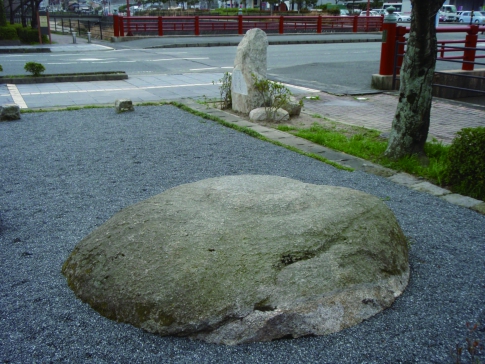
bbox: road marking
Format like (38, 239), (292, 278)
(279, 82), (320, 93)
(148, 57), (209, 62)
(19, 82), (218, 96)
(190, 67), (219, 71)
(7, 84), (28, 109)
(190, 66), (233, 71)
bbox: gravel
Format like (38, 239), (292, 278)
(1, 105), (484, 364)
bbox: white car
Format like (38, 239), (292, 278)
(395, 12), (411, 22)
(359, 10), (379, 16)
(372, 9), (387, 15)
(458, 11), (485, 24)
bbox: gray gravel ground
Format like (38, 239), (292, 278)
(1, 105), (484, 364)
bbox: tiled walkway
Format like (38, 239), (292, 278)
(302, 91), (485, 144)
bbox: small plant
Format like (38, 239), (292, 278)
(305, 95), (320, 100)
(444, 126), (485, 200)
(252, 74), (291, 122)
(0, 65), (3, 72)
(450, 322), (483, 364)
(24, 62), (45, 77)
(216, 72), (232, 109)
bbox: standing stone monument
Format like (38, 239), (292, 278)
(232, 28), (268, 114)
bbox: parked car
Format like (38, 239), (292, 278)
(359, 10), (379, 16)
(458, 11), (485, 24)
(395, 12), (411, 22)
(372, 9), (387, 15)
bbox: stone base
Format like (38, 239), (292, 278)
(371, 74), (395, 90)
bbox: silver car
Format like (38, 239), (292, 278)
(395, 12), (412, 22)
(458, 11), (485, 24)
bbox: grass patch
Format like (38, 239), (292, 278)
(282, 123), (450, 186)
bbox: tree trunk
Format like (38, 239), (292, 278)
(384, 0), (445, 160)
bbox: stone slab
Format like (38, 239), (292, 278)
(441, 194), (483, 208)
(410, 182), (451, 197)
(388, 172), (422, 187)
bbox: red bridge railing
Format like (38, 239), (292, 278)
(113, 15), (383, 37)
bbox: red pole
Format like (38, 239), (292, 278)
(195, 15), (199, 36)
(462, 25), (478, 71)
(395, 26), (406, 75)
(119, 16), (125, 36)
(113, 14), (119, 36)
(279, 16), (284, 34)
(238, 14), (243, 35)
(378, 19), (397, 75)
(158, 16), (163, 36)
(352, 15), (358, 33)
(317, 15), (322, 33)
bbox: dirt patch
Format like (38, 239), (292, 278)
(210, 95), (375, 139)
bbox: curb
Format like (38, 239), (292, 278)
(142, 37), (383, 49)
(0, 48), (51, 54)
(177, 99), (485, 216)
(0, 72), (128, 84)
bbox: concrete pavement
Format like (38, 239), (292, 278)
(1, 32), (484, 213)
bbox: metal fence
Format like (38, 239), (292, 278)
(392, 25), (485, 98)
(112, 15), (383, 37)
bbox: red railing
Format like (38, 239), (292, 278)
(376, 23), (485, 96)
(113, 15), (383, 37)
(392, 25), (485, 74)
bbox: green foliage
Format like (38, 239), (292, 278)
(0, 26), (19, 40)
(444, 127), (485, 200)
(327, 8), (341, 15)
(0, 1), (7, 27)
(251, 74), (292, 122)
(0, 65), (3, 72)
(279, 123), (453, 188)
(15, 26), (48, 44)
(315, 4), (328, 10)
(24, 62), (46, 77)
(216, 72), (232, 109)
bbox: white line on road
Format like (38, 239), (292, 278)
(19, 82), (218, 96)
(7, 84), (28, 109)
(148, 57), (209, 62)
(190, 67), (219, 71)
(279, 82), (320, 93)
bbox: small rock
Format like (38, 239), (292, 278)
(1, 104), (21, 121)
(281, 96), (302, 116)
(115, 99), (134, 113)
(249, 107), (289, 122)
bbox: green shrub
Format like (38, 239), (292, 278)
(217, 72), (232, 109)
(0, 0), (7, 27)
(16, 26), (47, 44)
(0, 25), (19, 40)
(24, 62), (45, 77)
(327, 8), (341, 15)
(444, 126), (485, 200)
